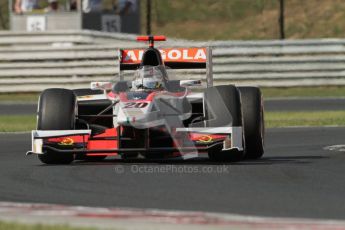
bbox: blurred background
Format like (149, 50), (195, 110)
(2, 0), (345, 40)
(2, 0), (345, 131)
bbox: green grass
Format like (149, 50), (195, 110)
(143, 0), (345, 40)
(266, 111), (345, 128)
(4, 0), (345, 40)
(0, 115), (36, 132)
(0, 221), (94, 230)
(0, 93), (39, 102)
(1, 86), (345, 103)
(1, 111), (345, 132)
(261, 86), (345, 98)
(145, 0), (279, 40)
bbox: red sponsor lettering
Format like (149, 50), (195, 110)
(121, 48), (207, 64)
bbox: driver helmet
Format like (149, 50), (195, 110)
(132, 66), (167, 91)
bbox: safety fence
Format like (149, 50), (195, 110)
(1, 30), (345, 92)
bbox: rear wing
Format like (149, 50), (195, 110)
(118, 47), (213, 87)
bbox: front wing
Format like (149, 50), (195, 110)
(27, 127), (243, 158)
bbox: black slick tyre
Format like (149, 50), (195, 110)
(238, 87), (264, 159)
(204, 85), (244, 162)
(37, 88), (76, 164)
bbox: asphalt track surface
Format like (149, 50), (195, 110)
(1, 98), (345, 115)
(1, 127), (345, 220)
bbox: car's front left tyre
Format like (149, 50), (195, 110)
(204, 85), (244, 162)
(238, 87), (265, 159)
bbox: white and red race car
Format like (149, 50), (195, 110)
(27, 35), (264, 164)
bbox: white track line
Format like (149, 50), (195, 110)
(0, 131), (31, 135)
(0, 201), (345, 230)
(324, 145), (345, 152)
(265, 97), (345, 101)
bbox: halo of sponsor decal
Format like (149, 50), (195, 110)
(197, 135), (213, 143)
(58, 137), (74, 146)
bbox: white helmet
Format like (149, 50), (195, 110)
(132, 66), (167, 91)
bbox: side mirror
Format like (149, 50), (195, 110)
(90, 82), (113, 91)
(180, 80), (202, 88)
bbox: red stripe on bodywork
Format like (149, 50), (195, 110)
(92, 128), (117, 138)
(87, 128), (118, 155)
(47, 128), (119, 155)
(47, 135), (89, 144)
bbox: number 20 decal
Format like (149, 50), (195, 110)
(123, 102), (148, 108)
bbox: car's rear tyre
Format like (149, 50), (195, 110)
(37, 88), (76, 164)
(238, 87), (264, 159)
(204, 85), (244, 162)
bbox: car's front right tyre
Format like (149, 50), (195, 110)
(37, 88), (76, 164)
